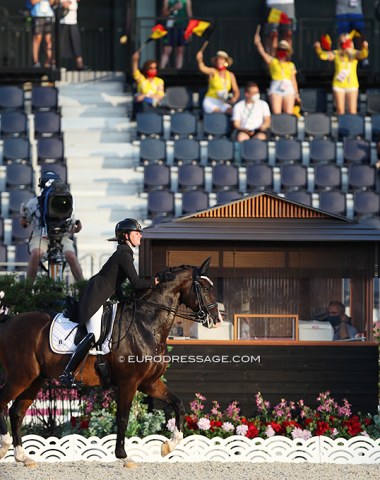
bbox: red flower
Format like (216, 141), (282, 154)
(343, 418), (363, 436)
(79, 419), (89, 430)
(315, 421), (330, 436)
(210, 420), (223, 431)
(246, 422), (259, 439)
(269, 422), (282, 433)
(70, 416), (77, 427)
(185, 415), (198, 430)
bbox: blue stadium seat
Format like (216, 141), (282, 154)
(348, 165), (375, 191)
(270, 114), (297, 138)
(0, 86), (24, 110)
(8, 189), (35, 217)
(165, 86), (193, 111)
(285, 190), (312, 206)
(173, 138), (200, 164)
(147, 190), (175, 218)
(343, 138), (370, 164)
(207, 139), (234, 164)
(11, 217), (33, 244)
(371, 114), (380, 142)
(136, 112), (163, 138)
(338, 114), (365, 139)
(216, 190), (243, 204)
(318, 191), (346, 215)
(139, 138), (166, 164)
(40, 163), (68, 183)
(31, 86), (58, 111)
(5, 164), (34, 190)
(275, 138), (302, 163)
(0, 244), (7, 269)
(14, 242), (30, 270)
(309, 138), (336, 163)
(212, 164), (239, 191)
(280, 164), (307, 190)
(2, 137), (30, 163)
(314, 164), (341, 190)
(353, 191), (380, 216)
(299, 88), (327, 113)
(34, 111), (61, 137)
(178, 164), (204, 191)
(366, 89), (380, 115)
(182, 190), (209, 214)
(37, 137), (64, 164)
(0, 111), (27, 137)
(246, 164), (273, 191)
(170, 112), (197, 138)
(143, 164), (170, 191)
(240, 139), (268, 164)
(203, 113), (231, 138)
(304, 113), (331, 138)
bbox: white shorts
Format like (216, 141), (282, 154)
(29, 234), (75, 254)
(332, 87), (358, 93)
(203, 96), (231, 113)
(268, 80), (295, 97)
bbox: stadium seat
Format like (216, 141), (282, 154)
(314, 164), (341, 190)
(37, 137), (64, 164)
(0, 244), (8, 270)
(207, 139), (234, 164)
(14, 242), (30, 270)
(164, 86), (193, 111)
(2, 137), (30, 163)
(304, 113), (331, 138)
(299, 88), (327, 113)
(147, 190), (175, 218)
(143, 164), (170, 191)
(343, 138), (370, 164)
(182, 190), (209, 214)
(40, 163), (68, 183)
(34, 111), (61, 137)
(136, 112), (163, 138)
(178, 164), (204, 191)
(275, 138), (302, 163)
(240, 139), (268, 164)
(11, 217), (33, 244)
(338, 114), (365, 139)
(216, 190), (243, 204)
(212, 164), (239, 191)
(270, 114), (297, 138)
(173, 138), (200, 164)
(280, 164), (307, 190)
(371, 114), (380, 142)
(348, 165), (375, 190)
(353, 191), (380, 216)
(0, 86), (24, 110)
(246, 164), (273, 191)
(170, 112), (197, 138)
(8, 189), (35, 216)
(285, 190), (312, 206)
(366, 89), (380, 115)
(31, 86), (58, 111)
(0, 111), (27, 137)
(5, 164), (34, 190)
(318, 191), (346, 215)
(203, 113), (231, 138)
(309, 138), (336, 163)
(139, 138), (166, 164)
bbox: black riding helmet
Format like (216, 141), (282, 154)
(108, 218), (143, 244)
(39, 171), (61, 189)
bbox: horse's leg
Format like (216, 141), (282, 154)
(0, 408), (12, 460)
(140, 378), (185, 456)
(9, 377), (45, 468)
(115, 386), (138, 469)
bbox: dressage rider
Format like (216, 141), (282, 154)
(59, 218), (160, 387)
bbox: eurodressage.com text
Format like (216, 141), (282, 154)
(125, 355), (261, 364)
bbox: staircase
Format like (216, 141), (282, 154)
(57, 72), (145, 277)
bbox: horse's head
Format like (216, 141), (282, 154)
(179, 258), (222, 328)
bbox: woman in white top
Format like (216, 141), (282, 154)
(60, 0), (84, 70)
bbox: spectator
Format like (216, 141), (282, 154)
(326, 300), (358, 340)
(160, 0), (193, 69)
(254, 32), (300, 114)
(19, 171), (84, 283)
(132, 50), (165, 115)
(232, 82), (271, 142)
(29, 0), (56, 68)
(59, 0), (84, 71)
(196, 50), (240, 114)
(262, 0), (296, 56)
(313, 33), (368, 115)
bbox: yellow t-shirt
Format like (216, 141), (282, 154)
(206, 70), (232, 99)
(133, 69), (165, 98)
(269, 58), (296, 81)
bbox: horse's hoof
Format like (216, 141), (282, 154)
(161, 441), (171, 457)
(123, 459), (138, 469)
(24, 458), (38, 469)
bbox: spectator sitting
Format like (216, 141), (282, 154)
(326, 300), (358, 341)
(196, 50), (240, 114)
(254, 32), (300, 114)
(232, 82), (271, 142)
(132, 51), (165, 115)
(313, 33), (368, 115)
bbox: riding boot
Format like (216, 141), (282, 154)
(59, 333), (95, 387)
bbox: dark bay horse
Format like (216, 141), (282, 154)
(0, 259), (221, 468)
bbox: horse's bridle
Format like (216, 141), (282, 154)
(140, 274), (218, 329)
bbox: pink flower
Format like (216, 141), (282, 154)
(197, 417), (211, 431)
(236, 424), (248, 436)
(265, 425), (276, 437)
(195, 392), (206, 401)
(291, 428), (312, 440)
(166, 418), (176, 432)
(222, 422), (235, 432)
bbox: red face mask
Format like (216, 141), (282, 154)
(341, 39), (353, 50)
(276, 50), (287, 60)
(146, 69), (157, 78)
(217, 64), (227, 71)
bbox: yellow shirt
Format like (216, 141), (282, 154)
(315, 47), (368, 89)
(269, 58), (296, 81)
(133, 69), (165, 98)
(206, 70), (232, 99)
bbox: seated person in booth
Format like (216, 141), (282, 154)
(196, 50), (240, 114)
(326, 300), (359, 340)
(232, 82), (271, 142)
(19, 171), (84, 283)
(132, 50), (165, 114)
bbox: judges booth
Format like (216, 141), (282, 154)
(140, 193), (379, 415)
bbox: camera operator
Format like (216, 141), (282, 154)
(19, 171), (84, 283)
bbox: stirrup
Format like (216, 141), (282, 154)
(59, 372), (75, 387)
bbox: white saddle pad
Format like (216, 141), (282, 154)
(49, 307), (117, 355)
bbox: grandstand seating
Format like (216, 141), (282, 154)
(240, 139), (268, 164)
(318, 191), (346, 216)
(275, 138), (302, 163)
(2, 137), (30, 163)
(31, 86), (59, 111)
(203, 113), (231, 138)
(178, 164), (205, 191)
(164, 86), (193, 112)
(212, 164), (239, 191)
(304, 113), (331, 139)
(0, 86), (24, 110)
(173, 138), (200, 164)
(181, 190), (209, 214)
(270, 114), (298, 138)
(0, 111), (28, 137)
(136, 112), (163, 138)
(170, 112), (197, 138)
(246, 164), (273, 192)
(139, 138), (166, 164)
(299, 88), (327, 113)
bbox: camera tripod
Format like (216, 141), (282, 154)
(40, 238), (66, 283)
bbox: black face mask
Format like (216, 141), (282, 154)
(328, 315), (341, 327)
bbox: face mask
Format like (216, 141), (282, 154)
(276, 50), (287, 60)
(146, 69), (157, 78)
(328, 315), (341, 327)
(341, 39), (353, 50)
(251, 93), (260, 102)
(217, 64), (227, 71)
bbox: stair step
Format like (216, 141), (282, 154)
(62, 117), (130, 131)
(65, 142), (136, 158)
(58, 82), (125, 94)
(66, 156), (137, 169)
(58, 70), (125, 84)
(61, 105), (129, 117)
(64, 131), (130, 143)
(59, 93), (130, 107)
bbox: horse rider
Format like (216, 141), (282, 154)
(59, 218), (162, 387)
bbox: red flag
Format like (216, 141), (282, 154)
(320, 34), (332, 51)
(184, 19), (211, 40)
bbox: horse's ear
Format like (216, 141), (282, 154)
(198, 257), (211, 276)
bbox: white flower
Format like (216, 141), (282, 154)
(166, 417), (176, 432)
(265, 425), (276, 437)
(236, 424), (248, 436)
(291, 428), (312, 440)
(197, 417), (211, 430)
(222, 422), (234, 432)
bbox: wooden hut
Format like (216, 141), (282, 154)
(140, 193), (379, 414)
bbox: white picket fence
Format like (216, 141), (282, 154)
(3, 434), (380, 464)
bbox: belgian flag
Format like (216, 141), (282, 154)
(184, 19), (212, 41)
